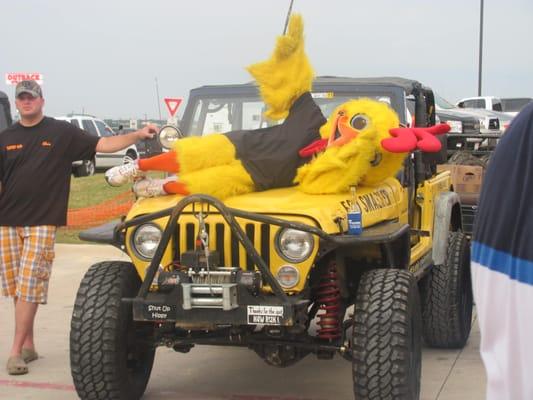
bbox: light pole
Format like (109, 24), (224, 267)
(478, 0), (484, 96)
(155, 77), (162, 121)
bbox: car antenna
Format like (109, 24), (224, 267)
(282, 0), (295, 34)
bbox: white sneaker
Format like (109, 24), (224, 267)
(105, 160), (144, 186)
(133, 178), (166, 198)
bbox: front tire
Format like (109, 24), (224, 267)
(420, 231), (473, 348)
(70, 261), (155, 400)
(352, 269), (422, 400)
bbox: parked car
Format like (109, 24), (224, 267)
(116, 125), (159, 158)
(407, 96), (480, 136)
(435, 94), (512, 134)
(501, 97), (533, 117)
(0, 91), (12, 133)
(56, 115), (138, 176)
(456, 96), (504, 112)
(74, 77), (473, 400)
(456, 95), (530, 120)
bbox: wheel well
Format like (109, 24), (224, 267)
(451, 203), (462, 231)
(126, 149), (138, 159)
(311, 234), (411, 299)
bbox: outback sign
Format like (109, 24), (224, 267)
(5, 73), (44, 85)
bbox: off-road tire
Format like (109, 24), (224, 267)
(126, 149), (138, 161)
(73, 159), (95, 177)
(70, 261), (155, 400)
(352, 269), (422, 400)
(421, 231), (473, 348)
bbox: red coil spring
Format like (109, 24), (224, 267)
(316, 262), (341, 340)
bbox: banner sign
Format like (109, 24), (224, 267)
(5, 73), (44, 85)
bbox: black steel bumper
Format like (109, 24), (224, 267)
(130, 284), (306, 327)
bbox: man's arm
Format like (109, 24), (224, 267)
(96, 124), (158, 153)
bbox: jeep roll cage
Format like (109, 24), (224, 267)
(181, 76), (436, 132)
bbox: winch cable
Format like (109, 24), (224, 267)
(196, 206), (215, 296)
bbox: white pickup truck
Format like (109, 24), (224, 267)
(456, 96), (532, 117)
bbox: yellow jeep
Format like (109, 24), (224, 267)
(70, 77), (473, 400)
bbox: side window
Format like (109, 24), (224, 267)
(242, 101), (267, 130)
(203, 102), (234, 134)
(492, 100), (503, 112)
(457, 101), (465, 108)
(463, 99), (485, 109)
(69, 119), (80, 128)
(81, 120), (99, 137)
(94, 120), (114, 137)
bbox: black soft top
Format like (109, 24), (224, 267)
(190, 76), (431, 97)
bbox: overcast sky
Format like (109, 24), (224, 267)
(1, 0), (532, 120)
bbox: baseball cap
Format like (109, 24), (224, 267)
(15, 80), (43, 98)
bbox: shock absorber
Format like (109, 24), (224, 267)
(315, 262), (342, 340)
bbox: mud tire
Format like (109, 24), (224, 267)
(421, 231), (473, 348)
(352, 269), (422, 400)
(70, 261), (155, 400)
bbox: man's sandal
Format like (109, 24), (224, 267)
(6, 355), (28, 375)
(21, 348), (38, 363)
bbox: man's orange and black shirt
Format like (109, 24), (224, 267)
(0, 117), (99, 226)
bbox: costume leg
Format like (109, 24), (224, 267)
(132, 161), (252, 200)
(132, 175), (189, 198)
(138, 151), (180, 172)
(180, 161), (254, 200)
(163, 180), (190, 195)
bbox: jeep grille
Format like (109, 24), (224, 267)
(174, 217), (271, 270)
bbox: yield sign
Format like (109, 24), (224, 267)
(164, 98), (183, 117)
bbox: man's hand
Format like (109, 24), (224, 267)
(96, 124), (159, 153)
(136, 124), (159, 141)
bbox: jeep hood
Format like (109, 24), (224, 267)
(126, 177), (405, 234)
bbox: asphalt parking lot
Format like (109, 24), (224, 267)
(0, 244), (486, 400)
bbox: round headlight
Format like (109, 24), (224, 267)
(159, 125), (182, 149)
(276, 265), (300, 289)
(276, 228), (314, 263)
(132, 224), (162, 259)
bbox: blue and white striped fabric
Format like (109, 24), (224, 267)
(472, 102), (533, 400)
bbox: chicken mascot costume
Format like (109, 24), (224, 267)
(105, 14), (449, 198)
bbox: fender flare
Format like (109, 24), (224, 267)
(432, 192), (461, 265)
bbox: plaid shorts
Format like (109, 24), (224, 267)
(0, 226), (56, 304)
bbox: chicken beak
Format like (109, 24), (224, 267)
(327, 111), (358, 148)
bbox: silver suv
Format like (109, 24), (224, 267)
(56, 115), (138, 176)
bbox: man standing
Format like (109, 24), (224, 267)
(472, 102), (533, 399)
(0, 80), (156, 375)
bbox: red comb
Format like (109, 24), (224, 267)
(382, 123), (450, 153)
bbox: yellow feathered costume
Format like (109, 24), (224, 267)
(129, 14), (445, 199)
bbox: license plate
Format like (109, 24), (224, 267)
(247, 305), (284, 325)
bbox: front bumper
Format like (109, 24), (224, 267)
(131, 284), (306, 326)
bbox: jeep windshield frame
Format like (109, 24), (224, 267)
(180, 76), (436, 136)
